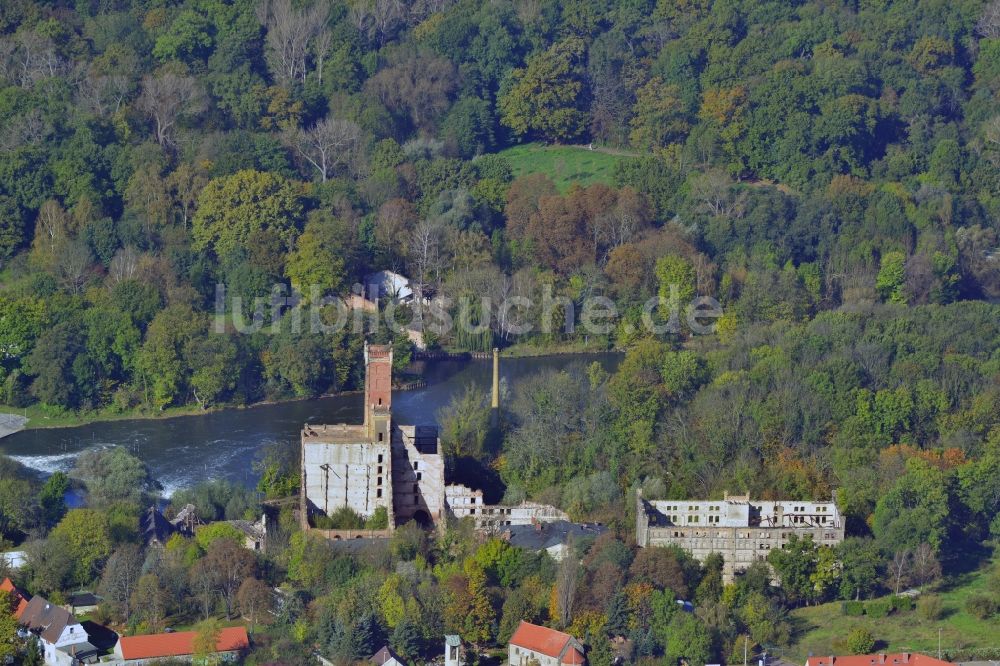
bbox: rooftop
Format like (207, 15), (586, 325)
(371, 645), (405, 666)
(67, 592), (102, 607)
(302, 423), (369, 444)
(507, 521), (607, 552)
(642, 494), (842, 529)
(806, 654), (953, 666)
(509, 621), (584, 664)
(116, 626), (249, 660)
(1, 577), (29, 619)
(20, 595), (82, 644)
(140, 506), (176, 545)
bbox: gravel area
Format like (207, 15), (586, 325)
(0, 413), (26, 439)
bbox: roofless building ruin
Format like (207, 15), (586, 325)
(300, 343), (567, 534)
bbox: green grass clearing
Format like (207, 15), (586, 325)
(495, 142), (625, 191)
(786, 553), (1000, 661)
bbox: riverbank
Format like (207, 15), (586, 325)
(0, 392), (356, 432)
(0, 352), (622, 493)
(1, 347), (618, 433)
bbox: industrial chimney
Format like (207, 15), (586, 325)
(491, 347), (500, 427)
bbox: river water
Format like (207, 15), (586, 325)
(0, 354), (619, 496)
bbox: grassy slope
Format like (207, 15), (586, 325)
(496, 142), (624, 191)
(786, 555), (1000, 661)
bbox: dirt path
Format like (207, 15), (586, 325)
(0, 413), (26, 439)
(563, 143), (640, 157)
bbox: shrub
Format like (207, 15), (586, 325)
(865, 599), (892, 618)
(365, 506), (389, 530)
(890, 595), (913, 612)
(917, 595), (944, 621)
(312, 506), (366, 530)
(965, 594), (998, 620)
(845, 627), (876, 654)
(842, 600), (865, 616)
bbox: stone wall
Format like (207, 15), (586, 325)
(302, 438), (392, 520)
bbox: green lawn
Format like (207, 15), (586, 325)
(786, 555), (1000, 661)
(495, 142), (625, 191)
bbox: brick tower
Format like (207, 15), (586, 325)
(364, 343), (393, 441)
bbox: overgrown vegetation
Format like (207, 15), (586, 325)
(4, 0), (1000, 661)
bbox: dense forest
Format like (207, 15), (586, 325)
(4, 0), (1000, 662)
(2, 0), (1000, 414)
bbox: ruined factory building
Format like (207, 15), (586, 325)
(636, 490), (845, 583)
(301, 344), (567, 534)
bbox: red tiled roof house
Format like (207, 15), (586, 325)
(114, 626), (250, 664)
(509, 621), (586, 666)
(1, 577), (29, 619)
(806, 654), (954, 666)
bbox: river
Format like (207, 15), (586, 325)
(0, 354), (619, 496)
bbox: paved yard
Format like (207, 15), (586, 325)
(0, 413), (26, 439)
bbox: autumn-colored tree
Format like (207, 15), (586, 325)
(520, 188), (593, 273)
(193, 618), (223, 665)
(374, 198), (418, 266)
(655, 254), (696, 308)
(125, 163), (171, 235)
(628, 547), (689, 598)
(202, 538), (257, 618)
(463, 564), (495, 650)
(505, 174), (558, 241)
(132, 573), (169, 632)
(166, 162), (207, 229)
(237, 577), (274, 632)
(630, 78), (690, 149)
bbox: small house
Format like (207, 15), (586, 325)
(806, 654), (954, 666)
(371, 645), (407, 666)
(508, 621), (585, 666)
(366, 270), (416, 304)
(140, 506), (177, 548)
(113, 626), (249, 664)
(19, 595), (98, 665)
(505, 521), (607, 562)
(65, 592), (102, 616)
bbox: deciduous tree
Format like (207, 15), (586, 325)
(137, 72), (206, 147)
(192, 170), (304, 263)
(499, 37), (588, 142)
(99, 544), (144, 621)
(287, 117), (363, 182)
(50, 509), (112, 585)
(237, 577), (274, 631)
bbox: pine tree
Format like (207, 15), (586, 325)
(391, 618), (423, 662)
(605, 590), (629, 638)
(23, 637), (42, 666)
(588, 633), (616, 666)
(352, 613), (384, 660)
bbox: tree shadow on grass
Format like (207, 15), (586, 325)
(787, 613), (818, 643)
(935, 541), (992, 594)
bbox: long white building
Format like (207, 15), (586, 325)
(636, 491), (845, 582)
